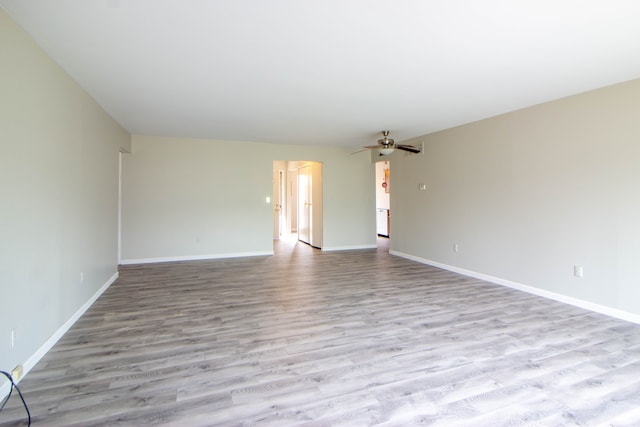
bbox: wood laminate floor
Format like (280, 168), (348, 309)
(2, 237), (640, 426)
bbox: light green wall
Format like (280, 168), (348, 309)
(121, 135), (376, 262)
(390, 78), (640, 317)
(0, 9), (130, 379)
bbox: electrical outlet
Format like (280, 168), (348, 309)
(80, 272), (84, 284)
(453, 243), (459, 253)
(573, 265), (584, 278)
(11, 329), (15, 349)
(11, 364), (23, 381)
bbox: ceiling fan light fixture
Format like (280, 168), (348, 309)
(378, 147), (394, 156)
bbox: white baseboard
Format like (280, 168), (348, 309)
(1, 271), (119, 399)
(322, 244), (377, 252)
(390, 250), (640, 325)
(120, 251), (274, 265)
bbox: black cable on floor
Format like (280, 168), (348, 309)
(0, 370), (31, 426)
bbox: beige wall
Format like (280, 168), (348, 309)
(121, 135), (376, 263)
(390, 78), (640, 318)
(0, 8), (130, 381)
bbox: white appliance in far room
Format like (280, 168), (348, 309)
(375, 161), (390, 237)
(376, 208), (389, 237)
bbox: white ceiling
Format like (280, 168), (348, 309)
(2, 0), (640, 148)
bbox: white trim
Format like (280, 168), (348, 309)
(390, 250), (640, 325)
(117, 152), (122, 264)
(1, 272), (119, 398)
(120, 251), (274, 265)
(322, 244), (377, 252)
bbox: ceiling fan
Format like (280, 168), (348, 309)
(362, 130), (421, 156)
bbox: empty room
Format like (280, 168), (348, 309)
(1, 1), (640, 425)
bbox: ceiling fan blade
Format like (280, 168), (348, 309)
(363, 145), (380, 149)
(350, 148), (370, 154)
(396, 144), (421, 153)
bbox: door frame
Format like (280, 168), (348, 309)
(272, 165), (285, 239)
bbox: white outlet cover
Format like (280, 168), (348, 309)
(573, 266), (584, 278)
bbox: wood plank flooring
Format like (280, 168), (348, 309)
(2, 237), (640, 426)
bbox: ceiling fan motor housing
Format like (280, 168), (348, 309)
(378, 130), (394, 147)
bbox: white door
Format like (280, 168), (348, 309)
(310, 162), (323, 248)
(298, 165), (311, 244)
(288, 168), (298, 233)
(297, 162), (323, 248)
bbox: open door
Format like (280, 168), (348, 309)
(297, 162), (322, 248)
(298, 164), (311, 245)
(288, 168), (298, 234)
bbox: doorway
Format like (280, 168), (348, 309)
(375, 161), (390, 239)
(273, 161), (323, 249)
(272, 167), (285, 239)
